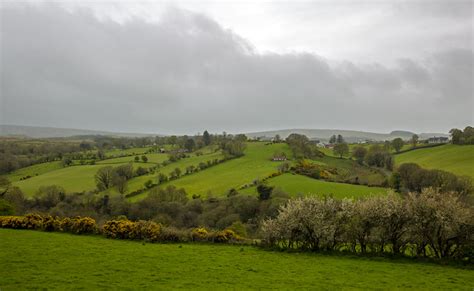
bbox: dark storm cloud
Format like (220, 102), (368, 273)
(1, 3), (472, 134)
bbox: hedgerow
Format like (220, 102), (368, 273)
(260, 188), (474, 261)
(0, 214), (244, 245)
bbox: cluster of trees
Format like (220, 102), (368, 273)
(286, 134), (323, 159)
(329, 134), (345, 144)
(261, 189), (473, 259)
(0, 139), (88, 174)
(219, 134), (247, 158)
(450, 127), (474, 145)
(351, 144), (393, 170)
(95, 164), (135, 194)
(391, 163), (472, 196)
(0, 184), (290, 236)
(330, 135), (350, 158)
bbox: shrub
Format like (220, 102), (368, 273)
(70, 217), (97, 234)
(159, 226), (190, 242)
(23, 214), (44, 229)
(102, 219), (161, 241)
(191, 227), (209, 241)
(135, 220), (161, 242)
(0, 216), (25, 229)
(41, 215), (61, 232)
(211, 229), (241, 243)
(102, 220), (135, 239)
(260, 190), (474, 259)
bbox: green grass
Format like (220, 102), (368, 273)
(131, 142), (292, 199)
(312, 155), (388, 186)
(105, 146), (154, 157)
(395, 144), (474, 179)
(4, 161), (63, 182)
(241, 173), (389, 199)
(11, 163), (145, 196)
(319, 143), (421, 157)
(1, 229), (472, 290)
(124, 151), (225, 194)
(97, 152), (169, 166)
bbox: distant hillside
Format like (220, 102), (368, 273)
(246, 129), (448, 142)
(0, 124), (157, 138)
(394, 144), (474, 179)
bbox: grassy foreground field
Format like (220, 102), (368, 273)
(1, 229), (472, 290)
(395, 144), (474, 179)
(241, 173), (389, 198)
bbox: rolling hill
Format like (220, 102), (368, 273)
(0, 124), (157, 138)
(246, 129), (448, 142)
(394, 144), (474, 179)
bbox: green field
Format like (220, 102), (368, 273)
(125, 150), (225, 194)
(395, 144), (474, 179)
(1, 229), (472, 290)
(319, 143), (422, 157)
(105, 146), (154, 157)
(131, 142), (292, 199)
(241, 173), (389, 199)
(11, 163), (149, 196)
(97, 152), (168, 166)
(5, 161), (63, 182)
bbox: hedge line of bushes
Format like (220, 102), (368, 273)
(261, 188), (474, 261)
(0, 214), (96, 234)
(0, 214), (244, 244)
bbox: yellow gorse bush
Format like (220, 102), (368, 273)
(1, 215), (246, 245)
(0, 214), (96, 234)
(102, 219), (161, 242)
(191, 227), (209, 241)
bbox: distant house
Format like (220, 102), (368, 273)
(427, 137), (449, 144)
(272, 153), (287, 161)
(159, 148), (166, 153)
(325, 144), (335, 149)
(316, 142), (326, 148)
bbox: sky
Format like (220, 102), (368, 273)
(0, 0), (473, 135)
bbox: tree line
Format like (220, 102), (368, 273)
(261, 189), (473, 260)
(0, 182), (289, 236)
(450, 126), (474, 145)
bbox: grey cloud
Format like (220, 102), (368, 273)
(1, 3), (472, 134)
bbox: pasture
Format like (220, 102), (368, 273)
(241, 173), (389, 199)
(395, 144), (474, 179)
(5, 161), (63, 182)
(1, 229), (472, 290)
(131, 142), (292, 199)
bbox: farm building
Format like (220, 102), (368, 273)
(426, 137), (449, 144)
(272, 153), (287, 161)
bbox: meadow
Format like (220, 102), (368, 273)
(241, 173), (389, 198)
(395, 144), (474, 179)
(5, 142), (472, 202)
(131, 142), (292, 199)
(1, 229), (472, 290)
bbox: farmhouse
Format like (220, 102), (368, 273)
(272, 153), (287, 161)
(426, 137), (449, 144)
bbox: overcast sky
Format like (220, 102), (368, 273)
(1, 0), (473, 135)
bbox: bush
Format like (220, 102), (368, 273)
(102, 219), (161, 241)
(70, 217), (97, 234)
(261, 190), (474, 259)
(159, 226), (190, 242)
(211, 229), (241, 243)
(191, 227), (209, 241)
